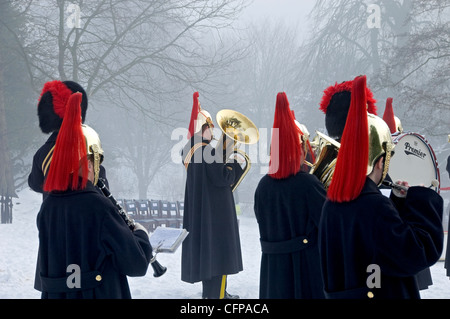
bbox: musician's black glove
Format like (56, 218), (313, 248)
(133, 222), (149, 235)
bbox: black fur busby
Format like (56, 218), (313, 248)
(37, 80), (88, 134)
(319, 80), (377, 141)
(324, 91), (352, 140)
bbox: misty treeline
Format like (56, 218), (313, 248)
(0, 0), (449, 205)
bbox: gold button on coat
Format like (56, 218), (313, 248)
(95, 275), (102, 281)
(367, 291), (374, 298)
(303, 239), (308, 244)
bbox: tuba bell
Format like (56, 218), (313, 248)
(216, 109), (260, 192)
(306, 131), (340, 189)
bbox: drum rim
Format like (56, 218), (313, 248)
(390, 131), (440, 193)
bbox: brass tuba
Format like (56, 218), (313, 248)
(216, 109), (260, 192)
(306, 131), (340, 189)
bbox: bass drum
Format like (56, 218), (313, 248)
(389, 132), (440, 193)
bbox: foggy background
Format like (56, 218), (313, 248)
(0, 0), (449, 218)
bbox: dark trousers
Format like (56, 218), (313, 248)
(202, 275), (227, 299)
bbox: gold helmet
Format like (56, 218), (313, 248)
(367, 113), (395, 182)
(81, 124), (104, 185)
(394, 116), (403, 133)
(294, 120), (310, 140)
(194, 109), (214, 134)
(291, 110), (314, 165)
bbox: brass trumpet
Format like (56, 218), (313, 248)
(216, 109), (260, 192)
(306, 131), (341, 189)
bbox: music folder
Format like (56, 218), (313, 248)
(149, 226), (189, 253)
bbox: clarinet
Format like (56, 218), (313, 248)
(97, 178), (167, 277)
(97, 178), (136, 230)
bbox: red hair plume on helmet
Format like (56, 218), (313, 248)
(43, 92), (88, 192)
(327, 75), (369, 203)
(187, 92), (200, 139)
(268, 92), (304, 179)
(382, 97), (397, 134)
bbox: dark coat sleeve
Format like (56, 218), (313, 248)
(28, 151), (45, 193)
(204, 146), (237, 188)
(374, 187), (443, 277)
(254, 183), (260, 220)
(28, 133), (58, 193)
(100, 208), (153, 277)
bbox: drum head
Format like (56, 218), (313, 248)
(389, 133), (440, 192)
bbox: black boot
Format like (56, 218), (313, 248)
(223, 291), (240, 299)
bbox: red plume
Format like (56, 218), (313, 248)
(319, 80), (377, 115)
(187, 92), (200, 139)
(327, 76), (369, 203)
(43, 93), (88, 192)
(268, 92), (303, 179)
(383, 97), (397, 134)
(39, 80), (73, 118)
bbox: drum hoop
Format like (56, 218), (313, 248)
(391, 132), (441, 193)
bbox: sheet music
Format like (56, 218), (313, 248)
(149, 227), (189, 253)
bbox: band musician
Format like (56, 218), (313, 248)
(319, 76), (443, 299)
(181, 92), (243, 299)
(34, 92), (152, 298)
(254, 92), (326, 299)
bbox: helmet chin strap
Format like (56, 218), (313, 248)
(379, 142), (392, 186)
(90, 144), (101, 186)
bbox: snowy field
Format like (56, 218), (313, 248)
(0, 187), (449, 299)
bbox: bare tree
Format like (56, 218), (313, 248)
(297, 0), (414, 96)
(3, 0), (249, 197)
(379, 1), (450, 137)
(296, 0), (450, 138)
(0, 58), (16, 223)
(0, 1), (37, 222)
(104, 106), (173, 199)
(19, 0), (247, 113)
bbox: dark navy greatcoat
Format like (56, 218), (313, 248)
(34, 181), (152, 299)
(319, 177), (443, 299)
(181, 136), (244, 284)
(254, 172), (326, 299)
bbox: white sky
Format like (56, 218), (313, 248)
(240, 0), (316, 25)
(238, 0), (317, 40)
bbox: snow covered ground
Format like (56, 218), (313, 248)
(0, 187), (448, 299)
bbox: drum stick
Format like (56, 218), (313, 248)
(429, 179), (439, 189)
